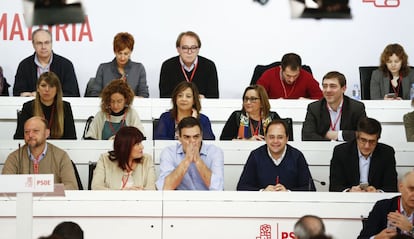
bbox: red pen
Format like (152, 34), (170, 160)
(276, 176), (279, 185)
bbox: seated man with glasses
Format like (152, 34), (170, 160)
(159, 31), (219, 98)
(13, 29), (80, 97)
(329, 117), (398, 192)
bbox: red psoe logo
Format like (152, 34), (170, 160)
(362, 0), (400, 8)
(256, 224), (272, 239)
(25, 177), (33, 188)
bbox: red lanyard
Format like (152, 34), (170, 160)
(181, 62), (198, 82)
(33, 155), (42, 174)
(279, 68), (296, 98)
(390, 74), (403, 96)
(327, 105), (343, 131)
(107, 112), (127, 136)
(250, 118), (261, 136)
(121, 172), (131, 189)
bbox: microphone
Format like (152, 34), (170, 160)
(313, 178), (326, 186)
(18, 143), (22, 174)
(308, 177), (326, 191)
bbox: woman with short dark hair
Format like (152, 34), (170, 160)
(91, 126), (155, 190)
(87, 32), (149, 97)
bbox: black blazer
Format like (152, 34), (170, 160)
(329, 140), (398, 192)
(13, 53), (80, 97)
(14, 100), (77, 139)
(358, 196), (400, 239)
(302, 95), (366, 141)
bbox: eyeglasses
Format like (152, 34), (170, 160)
(34, 41), (51, 47)
(243, 97), (260, 103)
(357, 137), (377, 146)
(180, 45), (199, 52)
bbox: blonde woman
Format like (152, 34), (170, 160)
(14, 71), (76, 139)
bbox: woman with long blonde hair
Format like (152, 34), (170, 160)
(14, 71), (76, 139)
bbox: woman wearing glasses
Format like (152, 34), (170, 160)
(220, 85), (281, 140)
(154, 81), (215, 140)
(159, 31), (219, 98)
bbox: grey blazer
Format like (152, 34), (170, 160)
(370, 69), (414, 100)
(88, 58), (149, 97)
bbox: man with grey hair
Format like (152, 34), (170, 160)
(358, 171), (414, 239)
(294, 215), (326, 239)
(13, 28), (80, 97)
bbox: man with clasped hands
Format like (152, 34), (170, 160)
(156, 116), (224, 190)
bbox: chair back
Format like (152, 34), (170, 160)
(84, 77), (96, 97)
(71, 160), (83, 190)
(88, 161), (97, 190)
(152, 118), (160, 139)
(280, 117), (294, 141)
(82, 116), (94, 139)
(358, 66), (377, 100)
(250, 61), (313, 85)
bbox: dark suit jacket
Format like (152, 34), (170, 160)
(329, 140), (398, 192)
(302, 95), (366, 141)
(14, 100), (77, 139)
(358, 196), (400, 239)
(159, 56), (219, 98)
(13, 52), (80, 97)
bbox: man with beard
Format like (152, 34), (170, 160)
(2, 116), (78, 190)
(302, 71), (366, 141)
(256, 53), (323, 99)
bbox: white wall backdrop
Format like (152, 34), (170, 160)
(0, 0), (412, 98)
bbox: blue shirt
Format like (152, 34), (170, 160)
(156, 142), (224, 190)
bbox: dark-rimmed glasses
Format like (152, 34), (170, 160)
(180, 45), (199, 52)
(243, 97), (259, 103)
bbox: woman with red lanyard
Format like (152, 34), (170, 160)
(91, 126), (156, 190)
(371, 43), (414, 100)
(220, 85), (281, 140)
(14, 71), (77, 139)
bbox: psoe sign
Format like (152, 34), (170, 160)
(0, 174), (54, 193)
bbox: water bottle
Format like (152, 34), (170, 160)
(352, 84), (361, 100)
(410, 83), (414, 100)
